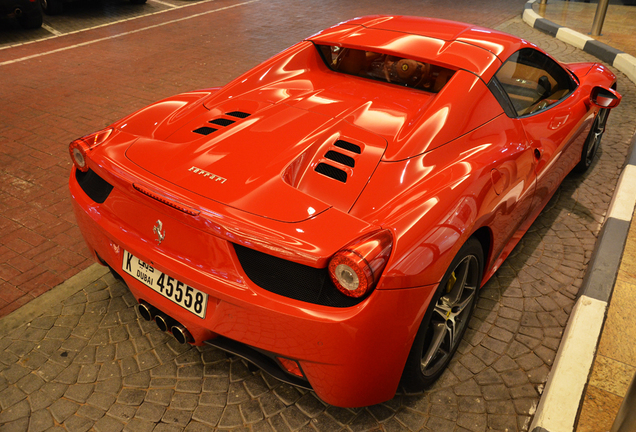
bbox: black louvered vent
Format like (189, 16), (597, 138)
(226, 111), (251, 119)
(325, 150), (355, 167)
(193, 126), (217, 135)
(233, 244), (366, 307)
(334, 139), (361, 154)
(209, 118), (235, 127)
(315, 163), (347, 183)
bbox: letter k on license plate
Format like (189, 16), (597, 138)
(122, 250), (208, 318)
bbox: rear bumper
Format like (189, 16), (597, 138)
(69, 167), (437, 407)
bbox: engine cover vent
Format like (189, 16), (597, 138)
(193, 126), (217, 136)
(334, 139), (361, 154)
(226, 111), (251, 119)
(325, 150), (355, 167)
(209, 118), (235, 127)
(315, 163), (347, 183)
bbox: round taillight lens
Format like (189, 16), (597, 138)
(69, 139), (89, 172)
(328, 230), (393, 298)
(68, 128), (113, 172)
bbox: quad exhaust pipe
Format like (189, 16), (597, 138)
(14, 8), (23, 16)
(137, 302), (193, 344)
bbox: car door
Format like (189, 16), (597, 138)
(491, 48), (589, 208)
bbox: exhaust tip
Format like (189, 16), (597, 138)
(137, 303), (154, 321)
(171, 325), (193, 344)
(155, 314), (170, 332)
(14, 7), (22, 15)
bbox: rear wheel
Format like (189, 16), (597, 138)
(575, 108), (609, 173)
(401, 238), (483, 391)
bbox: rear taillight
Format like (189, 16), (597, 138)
(328, 229), (393, 298)
(69, 128), (112, 172)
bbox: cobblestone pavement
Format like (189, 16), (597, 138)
(1, 3), (636, 432)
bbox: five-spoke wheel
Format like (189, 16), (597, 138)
(401, 238), (483, 391)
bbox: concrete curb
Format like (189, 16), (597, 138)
(0, 263), (109, 335)
(522, 0), (636, 83)
(523, 2), (636, 430)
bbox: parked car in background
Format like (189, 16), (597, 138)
(1, 0), (42, 28)
(39, 0), (145, 15)
(68, 15), (621, 407)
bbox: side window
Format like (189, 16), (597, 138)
(493, 48), (576, 116)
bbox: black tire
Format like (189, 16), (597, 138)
(575, 108), (609, 173)
(18, 6), (43, 29)
(401, 238), (483, 392)
(40, 0), (63, 15)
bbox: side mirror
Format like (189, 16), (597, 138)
(590, 86), (621, 109)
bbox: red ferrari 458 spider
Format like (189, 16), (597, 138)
(69, 16), (621, 407)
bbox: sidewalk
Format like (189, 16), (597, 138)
(523, 1), (636, 430)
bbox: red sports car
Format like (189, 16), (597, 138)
(69, 16), (621, 407)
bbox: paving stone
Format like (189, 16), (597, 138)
(192, 405), (224, 427)
(95, 377), (122, 395)
(135, 401), (166, 422)
(259, 392), (287, 418)
(0, 385), (27, 410)
(488, 413), (518, 430)
(474, 368), (503, 386)
(98, 361), (121, 381)
(458, 396), (486, 414)
(122, 418), (155, 432)
(176, 379), (202, 393)
(0, 399), (30, 423)
(366, 403), (394, 423)
(93, 415), (124, 432)
(296, 392), (326, 418)
(49, 399), (80, 423)
(28, 409), (54, 432)
(117, 388), (146, 406)
(426, 415), (456, 432)
(15, 373), (45, 394)
(170, 392), (198, 410)
(107, 404), (138, 422)
(486, 399), (516, 415)
(63, 383), (94, 404)
(457, 412), (487, 432)
(237, 399), (264, 424)
(161, 407), (193, 426)
(481, 384), (509, 401)
(3, 364), (31, 385)
(76, 404), (106, 421)
(219, 403), (250, 429)
(26, 390), (54, 412)
(274, 384), (302, 406)
(480, 336), (508, 355)
(527, 365), (550, 385)
(64, 415), (93, 432)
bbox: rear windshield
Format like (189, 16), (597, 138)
(316, 44), (455, 93)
